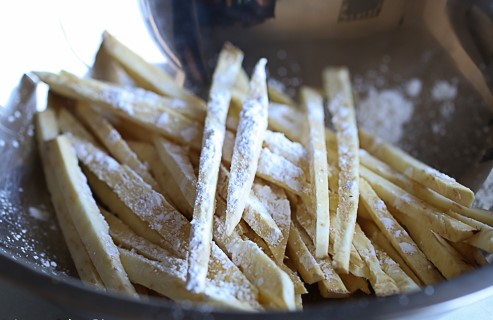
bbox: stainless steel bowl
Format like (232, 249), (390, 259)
(1, 0), (493, 318)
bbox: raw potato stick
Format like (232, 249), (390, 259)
(217, 166), (284, 249)
(70, 136), (190, 257)
(85, 169), (175, 252)
(358, 218), (426, 286)
(287, 223), (325, 284)
(294, 201), (369, 279)
(253, 183), (291, 265)
(127, 141), (193, 217)
(80, 137), (261, 306)
(263, 130), (306, 169)
(324, 67), (360, 273)
(352, 224), (399, 296)
(338, 273), (371, 295)
(223, 132), (309, 199)
(268, 81), (296, 106)
(219, 195), (306, 296)
(446, 210), (493, 253)
(225, 58), (269, 235)
(187, 43), (244, 293)
(359, 150), (493, 226)
(102, 208), (260, 308)
(243, 193), (283, 248)
(392, 209), (475, 279)
(36, 110), (104, 288)
(268, 102), (304, 143)
(102, 31), (206, 112)
(75, 103), (159, 190)
(213, 216), (296, 310)
(257, 148), (307, 196)
(360, 166), (476, 242)
(46, 136), (136, 295)
(301, 86), (330, 258)
(101, 207), (175, 260)
(119, 249), (255, 311)
(294, 219), (349, 297)
(375, 248), (420, 293)
(359, 178), (443, 285)
(154, 136), (197, 209)
(91, 39), (136, 86)
(35, 71), (205, 149)
(57, 107), (99, 147)
(359, 129), (475, 207)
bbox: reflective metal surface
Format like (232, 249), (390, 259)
(1, 0), (493, 319)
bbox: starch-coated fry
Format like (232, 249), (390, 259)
(301, 87), (330, 258)
(375, 248), (420, 293)
(127, 140), (193, 217)
(352, 224), (399, 296)
(360, 149), (493, 226)
(360, 166), (476, 242)
(75, 102), (159, 190)
(187, 43), (244, 293)
(359, 129), (475, 207)
(35, 71), (205, 149)
(359, 178), (443, 285)
(154, 136), (197, 209)
(287, 223), (325, 284)
(36, 110), (104, 288)
(102, 31), (206, 112)
(392, 209), (475, 279)
(225, 58), (269, 235)
(324, 67), (360, 273)
(46, 136), (136, 295)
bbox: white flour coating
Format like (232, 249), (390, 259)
(381, 217), (395, 230)
(227, 59), (269, 232)
(267, 102), (304, 141)
(399, 242), (417, 254)
(188, 80), (233, 292)
(473, 171), (493, 210)
(71, 138), (120, 172)
(208, 244), (260, 306)
(253, 183), (290, 263)
(156, 112), (172, 127)
(318, 258), (337, 281)
(243, 194), (282, 247)
(100, 87), (135, 115)
(431, 80), (457, 101)
(257, 148), (305, 195)
(357, 87), (413, 144)
(263, 131), (306, 166)
(373, 199), (387, 212)
(299, 251), (317, 271)
(106, 128), (121, 144)
(71, 137), (189, 256)
(405, 78), (422, 97)
(424, 166), (456, 183)
(28, 206), (50, 221)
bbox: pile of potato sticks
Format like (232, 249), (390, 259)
(33, 32), (493, 311)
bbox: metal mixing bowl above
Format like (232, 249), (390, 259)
(1, 0), (493, 319)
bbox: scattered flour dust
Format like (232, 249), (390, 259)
(357, 86), (414, 144)
(357, 77), (458, 143)
(430, 79), (458, 135)
(431, 80), (457, 101)
(405, 78), (422, 97)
